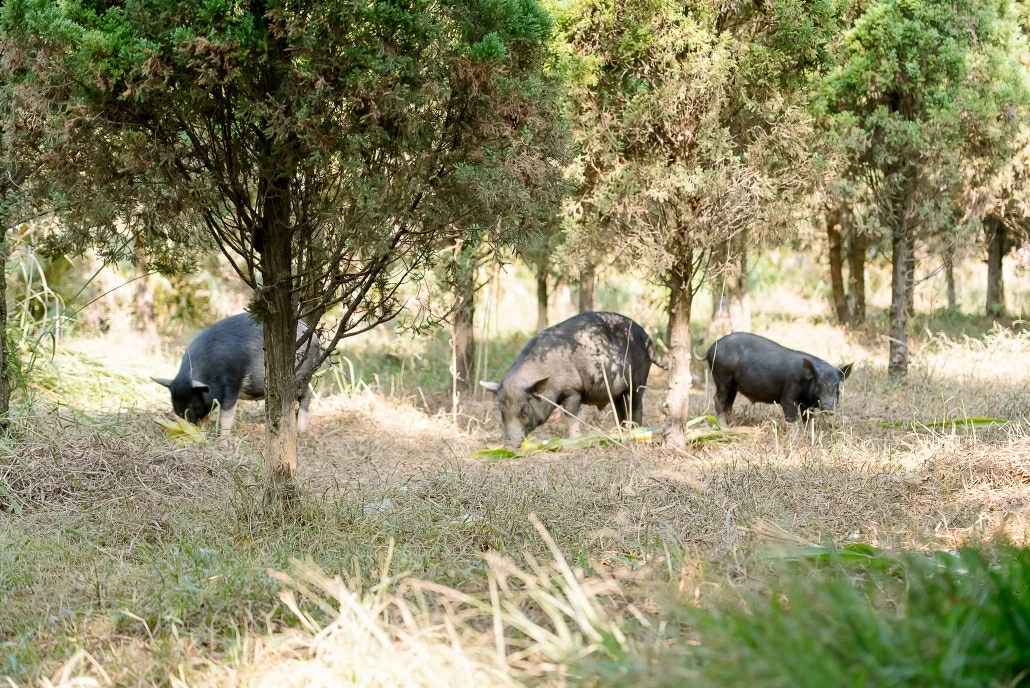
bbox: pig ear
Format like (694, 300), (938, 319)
(151, 377), (173, 388)
(525, 376), (550, 395)
(479, 381), (501, 394)
(801, 358), (816, 380)
(839, 362), (854, 379)
(191, 379), (210, 394)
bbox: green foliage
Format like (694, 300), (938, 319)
(555, 0), (847, 276)
(3, 0), (568, 364)
(766, 541), (970, 575)
(690, 546), (1030, 687)
(819, 0), (1030, 238)
(579, 545), (1030, 688)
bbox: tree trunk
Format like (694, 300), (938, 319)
(945, 247), (956, 311)
(847, 229), (867, 324)
(0, 223), (9, 430)
(260, 190), (301, 519)
(986, 215), (1006, 317)
(827, 210), (849, 325)
(904, 233), (916, 316)
(889, 217), (911, 377)
(452, 261), (475, 394)
(536, 266), (548, 332)
(578, 261), (595, 313)
(133, 247), (158, 342)
(664, 250), (693, 448)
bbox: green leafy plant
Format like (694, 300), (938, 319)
(473, 417), (742, 460)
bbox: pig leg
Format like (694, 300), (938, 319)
(219, 404), (237, 435)
(713, 382), (737, 428)
(613, 392), (631, 428)
(297, 383), (312, 433)
(779, 393), (800, 423)
(563, 393), (583, 438)
(615, 391), (643, 429)
(630, 388), (645, 428)
(218, 389), (239, 436)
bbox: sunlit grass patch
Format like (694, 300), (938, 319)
(22, 521), (1030, 688)
(24, 347), (165, 411)
(5, 315), (1030, 686)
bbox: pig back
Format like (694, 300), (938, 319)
(295, 321), (321, 374)
(178, 314), (319, 387)
(178, 313), (263, 381)
(511, 312), (652, 405)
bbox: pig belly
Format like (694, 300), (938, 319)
(733, 377), (781, 405)
(582, 376), (628, 407)
(237, 372), (265, 400)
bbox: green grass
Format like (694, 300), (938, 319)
(6, 266), (1030, 686)
(0, 475), (516, 683)
(578, 544), (1030, 687)
(311, 329), (530, 397)
(696, 546), (1030, 687)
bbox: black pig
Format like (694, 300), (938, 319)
(152, 313), (319, 434)
(701, 332), (852, 426)
(480, 312), (663, 448)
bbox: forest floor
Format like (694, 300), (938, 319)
(3, 310), (1030, 686)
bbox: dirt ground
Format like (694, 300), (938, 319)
(4, 319), (1030, 686)
(53, 320), (1030, 553)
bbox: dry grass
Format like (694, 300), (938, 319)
(3, 313), (1030, 686)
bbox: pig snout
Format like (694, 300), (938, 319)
(503, 423), (526, 449)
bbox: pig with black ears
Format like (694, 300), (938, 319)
(152, 313), (320, 435)
(698, 332), (852, 427)
(481, 312), (664, 448)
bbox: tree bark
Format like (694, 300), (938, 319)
(0, 223), (9, 430)
(254, 9), (302, 518)
(827, 210), (849, 325)
(133, 247), (158, 342)
(452, 260), (475, 394)
(260, 187), (301, 519)
(889, 216), (911, 377)
(945, 247), (956, 311)
(578, 261), (595, 313)
(664, 250), (693, 448)
(986, 215), (1006, 317)
(847, 228), (867, 324)
(536, 264), (548, 332)
(904, 233), (916, 316)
